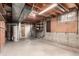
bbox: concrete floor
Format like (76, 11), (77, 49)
(0, 39), (79, 56)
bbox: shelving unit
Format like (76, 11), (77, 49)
(31, 21), (45, 38)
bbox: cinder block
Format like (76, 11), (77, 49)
(59, 33), (67, 44)
(53, 32), (57, 42)
(45, 33), (52, 40)
(76, 35), (79, 48)
(68, 33), (77, 48)
(45, 32), (79, 48)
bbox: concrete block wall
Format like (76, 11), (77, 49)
(44, 32), (79, 48)
(68, 33), (77, 48)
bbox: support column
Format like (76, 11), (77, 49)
(25, 24), (31, 39)
(76, 10), (79, 48)
(78, 11), (79, 34)
(18, 22), (21, 40)
(13, 24), (18, 42)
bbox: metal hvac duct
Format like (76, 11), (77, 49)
(12, 3), (32, 22)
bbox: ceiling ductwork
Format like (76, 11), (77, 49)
(38, 4), (65, 17)
(12, 3), (32, 22)
(12, 3), (25, 22)
(10, 3), (78, 23)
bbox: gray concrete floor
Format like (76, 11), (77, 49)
(0, 39), (79, 56)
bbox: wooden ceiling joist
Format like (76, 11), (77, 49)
(50, 12), (57, 16)
(0, 4), (6, 15)
(74, 3), (78, 9)
(0, 13), (5, 21)
(23, 3), (79, 23)
(62, 3), (78, 11)
(47, 10), (57, 16)
(75, 3), (79, 9)
(53, 9), (63, 14)
(26, 3), (43, 11)
(65, 3), (77, 8)
(58, 4), (69, 12)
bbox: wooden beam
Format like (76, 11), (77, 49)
(49, 11), (57, 16)
(34, 5), (43, 11)
(26, 3), (52, 13)
(0, 4), (6, 15)
(0, 13), (5, 21)
(63, 3), (78, 10)
(26, 3), (42, 11)
(54, 9), (63, 14)
(74, 3), (78, 9)
(58, 4), (69, 12)
(75, 3), (79, 9)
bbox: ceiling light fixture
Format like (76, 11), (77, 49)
(38, 4), (58, 15)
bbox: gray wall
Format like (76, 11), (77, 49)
(44, 32), (79, 48)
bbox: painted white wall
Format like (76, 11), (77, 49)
(18, 23), (21, 39)
(25, 24), (32, 39)
(13, 25), (18, 42)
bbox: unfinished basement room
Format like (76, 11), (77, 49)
(0, 3), (79, 56)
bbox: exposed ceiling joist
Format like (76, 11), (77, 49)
(3, 4), (12, 12)
(27, 3), (43, 11)
(62, 3), (78, 10)
(54, 10), (63, 14)
(75, 3), (79, 9)
(50, 12), (57, 16)
(74, 3), (78, 9)
(58, 4), (69, 12)
(0, 13), (5, 21)
(46, 10), (58, 16)
(0, 4), (6, 15)
(39, 4), (58, 15)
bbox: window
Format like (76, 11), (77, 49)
(67, 11), (76, 21)
(58, 11), (77, 23)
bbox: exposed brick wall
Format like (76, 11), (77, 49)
(50, 17), (77, 33)
(0, 21), (6, 48)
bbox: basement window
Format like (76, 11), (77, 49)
(67, 11), (76, 21)
(58, 11), (77, 23)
